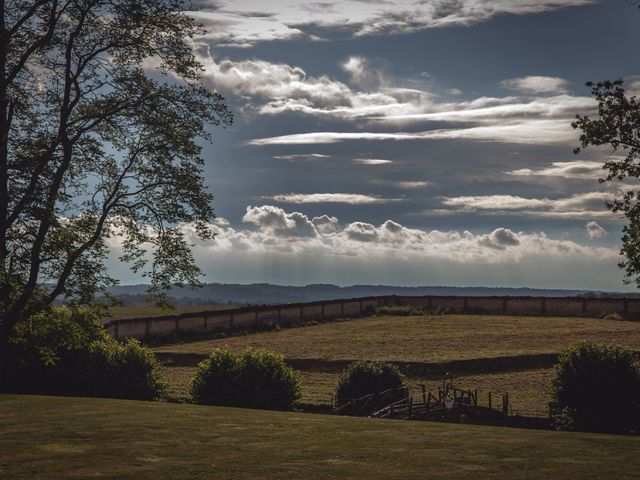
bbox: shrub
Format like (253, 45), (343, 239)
(2, 306), (166, 400)
(190, 348), (300, 410)
(335, 361), (407, 408)
(551, 341), (640, 433)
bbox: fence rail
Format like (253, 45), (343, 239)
(103, 294), (640, 340)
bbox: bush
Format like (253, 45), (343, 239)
(335, 361), (407, 408)
(2, 306), (166, 400)
(190, 348), (300, 410)
(551, 341), (640, 433)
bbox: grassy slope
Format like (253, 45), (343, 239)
(155, 314), (640, 362)
(2, 395), (640, 480)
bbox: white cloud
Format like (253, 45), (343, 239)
(586, 221), (608, 239)
(501, 76), (570, 95)
(248, 119), (578, 145)
(354, 158), (393, 165)
(372, 180), (431, 189)
(242, 205), (317, 238)
(186, 205), (618, 265)
(439, 192), (618, 219)
(190, 1), (597, 47)
(312, 215), (340, 234)
(273, 154), (331, 161)
(266, 193), (400, 205)
(506, 161), (604, 179)
(195, 49), (592, 147)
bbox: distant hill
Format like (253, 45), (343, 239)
(103, 283), (637, 307)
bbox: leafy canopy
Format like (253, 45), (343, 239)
(573, 80), (640, 286)
(0, 0), (232, 330)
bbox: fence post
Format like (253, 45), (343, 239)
(203, 315), (208, 331)
(463, 298), (468, 313)
(175, 317), (180, 334)
(408, 398), (413, 419)
(341, 302), (344, 316)
(488, 392), (492, 410)
(390, 404), (394, 419)
(300, 306), (303, 321)
(422, 385), (427, 404)
(502, 298), (507, 314)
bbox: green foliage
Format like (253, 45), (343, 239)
(2, 307), (166, 400)
(551, 341), (640, 433)
(1, 1), (232, 329)
(190, 348), (301, 410)
(335, 361), (407, 408)
(572, 80), (640, 287)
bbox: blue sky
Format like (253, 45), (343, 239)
(111, 0), (640, 290)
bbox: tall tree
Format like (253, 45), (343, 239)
(573, 80), (640, 286)
(0, 0), (232, 336)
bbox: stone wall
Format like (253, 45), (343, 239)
(103, 295), (640, 341)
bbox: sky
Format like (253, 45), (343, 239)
(112, 0), (640, 290)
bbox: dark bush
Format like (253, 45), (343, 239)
(190, 348), (300, 410)
(551, 341), (640, 433)
(2, 306), (166, 400)
(335, 361), (407, 408)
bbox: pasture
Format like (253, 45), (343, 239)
(2, 394), (640, 480)
(155, 314), (640, 362)
(154, 312), (640, 415)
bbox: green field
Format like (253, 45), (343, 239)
(154, 313), (640, 413)
(155, 314), (640, 362)
(2, 394), (639, 480)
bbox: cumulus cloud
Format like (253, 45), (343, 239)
(439, 192), (618, 219)
(312, 215), (340, 234)
(506, 161), (604, 179)
(242, 205), (317, 238)
(266, 193), (400, 205)
(187, 205), (618, 265)
(190, 1), (596, 47)
(586, 221), (607, 239)
(501, 76), (570, 95)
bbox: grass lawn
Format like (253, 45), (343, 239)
(2, 395), (639, 480)
(154, 314), (640, 362)
(163, 366), (553, 415)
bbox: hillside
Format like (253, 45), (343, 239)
(104, 283), (630, 307)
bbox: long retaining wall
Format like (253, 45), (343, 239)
(103, 295), (640, 341)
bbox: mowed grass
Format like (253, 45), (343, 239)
(2, 395), (640, 480)
(163, 366), (553, 415)
(155, 314), (640, 362)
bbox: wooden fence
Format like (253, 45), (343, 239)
(103, 294), (640, 340)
